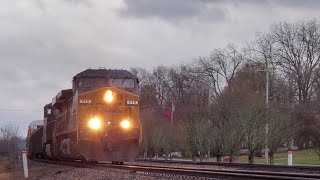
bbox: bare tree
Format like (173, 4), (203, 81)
(267, 102), (293, 164)
(230, 63), (268, 164)
(310, 88), (320, 159)
(239, 95), (266, 164)
(271, 20), (320, 103)
(183, 105), (210, 162)
(212, 93), (245, 162)
(310, 116), (320, 159)
(197, 44), (245, 101)
(194, 44), (246, 162)
(0, 123), (21, 168)
(152, 66), (173, 108)
(151, 125), (165, 159)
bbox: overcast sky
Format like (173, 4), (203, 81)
(1, 0), (319, 137)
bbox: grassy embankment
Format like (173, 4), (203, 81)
(234, 149), (320, 165)
(0, 156), (10, 180)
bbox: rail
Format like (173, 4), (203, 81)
(29, 158), (320, 180)
(135, 158), (320, 172)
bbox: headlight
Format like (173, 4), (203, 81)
(104, 90), (114, 103)
(120, 120), (131, 129)
(88, 118), (101, 130)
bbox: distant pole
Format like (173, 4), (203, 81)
(22, 151), (28, 178)
(288, 139), (294, 166)
(169, 102), (175, 160)
(265, 62), (269, 164)
(171, 102), (175, 125)
(288, 150), (293, 166)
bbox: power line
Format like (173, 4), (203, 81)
(0, 108), (41, 112)
(1, 120), (36, 124)
(1, 121), (31, 124)
(0, 120), (43, 126)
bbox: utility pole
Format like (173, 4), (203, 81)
(265, 62), (269, 164)
(169, 102), (175, 160)
(250, 63), (270, 164)
(171, 102), (175, 126)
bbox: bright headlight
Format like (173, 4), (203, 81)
(104, 90), (114, 103)
(88, 118), (101, 130)
(120, 120), (131, 129)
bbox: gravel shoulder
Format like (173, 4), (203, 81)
(10, 160), (185, 180)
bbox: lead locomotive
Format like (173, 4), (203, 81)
(27, 68), (141, 164)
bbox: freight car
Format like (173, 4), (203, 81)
(26, 120), (44, 158)
(27, 68), (141, 164)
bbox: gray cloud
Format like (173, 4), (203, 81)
(273, 0), (320, 8)
(119, 0), (320, 23)
(119, 0), (228, 22)
(234, 0), (320, 8)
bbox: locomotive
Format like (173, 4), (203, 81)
(27, 68), (141, 164)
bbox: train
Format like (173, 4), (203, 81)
(26, 68), (141, 164)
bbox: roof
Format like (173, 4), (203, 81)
(74, 68), (137, 79)
(29, 120), (43, 127)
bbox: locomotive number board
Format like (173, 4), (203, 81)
(127, 100), (138, 105)
(79, 99), (92, 104)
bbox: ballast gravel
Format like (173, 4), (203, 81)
(11, 160), (220, 180)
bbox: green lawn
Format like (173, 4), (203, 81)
(233, 149), (320, 165)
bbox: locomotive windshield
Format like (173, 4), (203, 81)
(109, 78), (135, 88)
(78, 77), (135, 89)
(79, 77), (106, 88)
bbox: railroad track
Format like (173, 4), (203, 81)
(135, 159), (320, 173)
(30, 158), (320, 180)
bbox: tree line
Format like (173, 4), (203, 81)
(133, 20), (320, 164)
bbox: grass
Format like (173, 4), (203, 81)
(0, 156), (10, 180)
(153, 149), (320, 166)
(233, 149), (320, 165)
